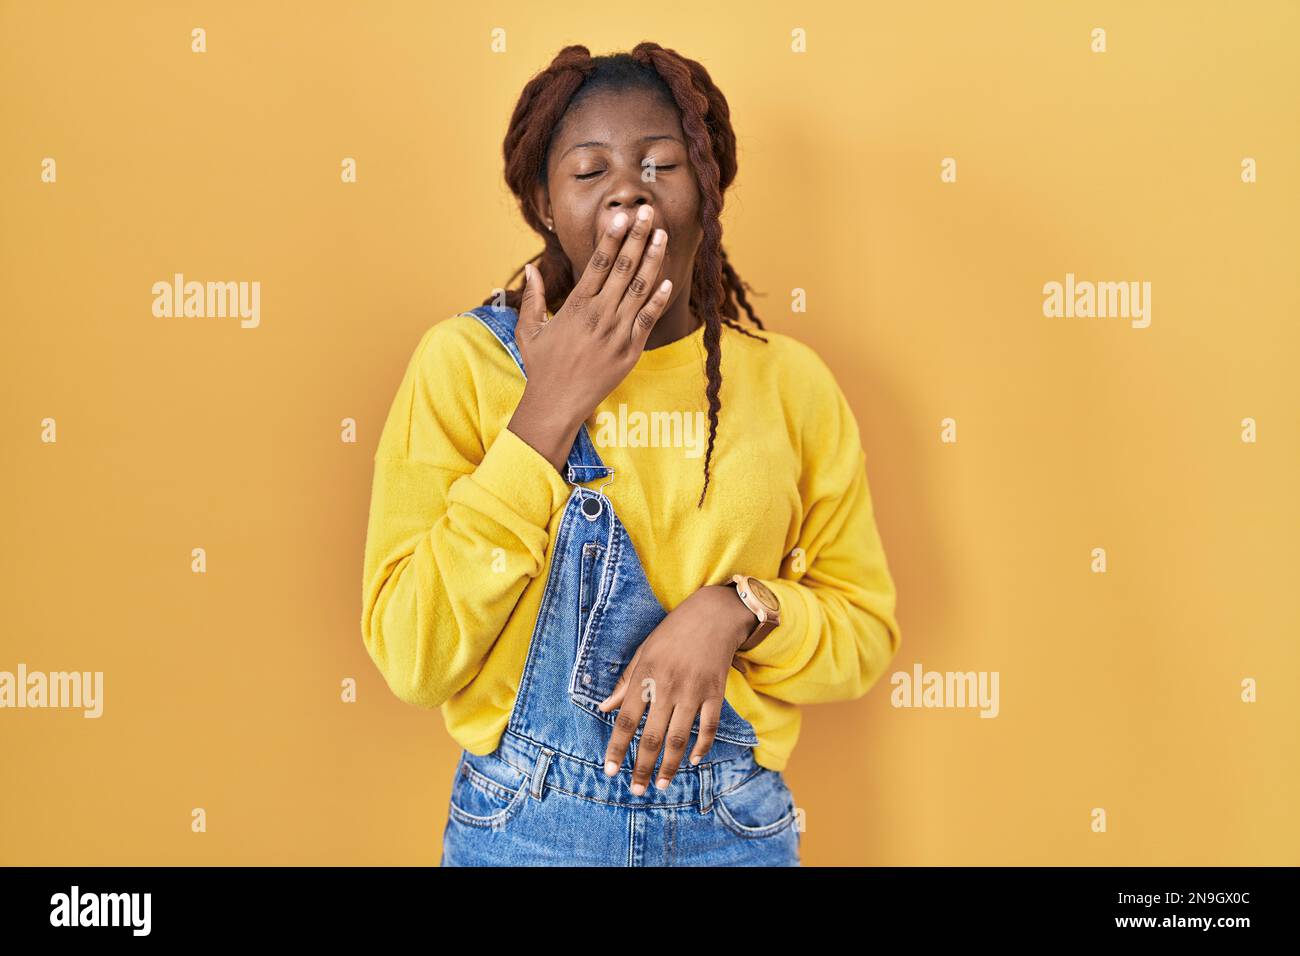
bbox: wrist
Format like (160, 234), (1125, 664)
(518, 384), (587, 428)
(508, 392), (584, 474)
(719, 582), (761, 654)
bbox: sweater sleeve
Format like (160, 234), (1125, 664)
(732, 349), (902, 704)
(360, 318), (573, 709)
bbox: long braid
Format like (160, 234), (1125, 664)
(488, 43), (768, 508)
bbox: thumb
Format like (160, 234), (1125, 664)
(517, 263), (549, 338)
(598, 679), (627, 712)
(599, 644), (644, 711)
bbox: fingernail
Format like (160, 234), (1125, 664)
(637, 205), (652, 220)
(630, 782), (646, 796)
(655, 777), (669, 790)
(653, 228), (665, 245)
(604, 761), (618, 776)
(612, 212), (627, 229)
(690, 755), (701, 766)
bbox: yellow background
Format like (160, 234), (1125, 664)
(2, 0), (1297, 865)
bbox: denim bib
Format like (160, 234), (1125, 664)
(439, 304), (800, 866)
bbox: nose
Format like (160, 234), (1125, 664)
(600, 176), (656, 234)
(604, 197), (650, 224)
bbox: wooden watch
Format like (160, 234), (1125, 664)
(728, 574), (781, 651)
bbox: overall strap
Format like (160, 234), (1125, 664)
(460, 305), (613, 485)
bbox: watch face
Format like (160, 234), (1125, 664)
(747, 578), (779, 612)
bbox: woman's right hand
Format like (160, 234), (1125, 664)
(507, 205), (673, 472)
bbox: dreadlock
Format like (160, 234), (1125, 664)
(482, 42), (768, 508)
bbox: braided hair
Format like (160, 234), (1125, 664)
(483, 42), (768, 508)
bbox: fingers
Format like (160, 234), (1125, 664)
(570, 210), (634, 303)
(689, 697), (722, 766)
(620, 222), (669, 343)
(599, 644), (642, 714)
(654, 703), (698, 791)
(597, 667), (630, 713)
(627, 274), (673, 352)
(630, 692), (673, 796)
(603, 673), (648, 781)
(593, 204), (658, 321)
(516, 262), (548, 340)
(600, 646), (713, 794)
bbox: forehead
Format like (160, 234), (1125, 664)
(551, 87), (683, 154)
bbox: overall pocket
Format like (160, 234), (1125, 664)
(447, 751), (529, 830)
(713, 766), (798, 839)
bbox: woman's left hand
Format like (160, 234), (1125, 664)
(597, 584), (755, 794)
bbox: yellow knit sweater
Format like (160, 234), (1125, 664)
(360, 311), (902, 771)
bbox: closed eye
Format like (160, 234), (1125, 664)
(575, 164), (677, 181)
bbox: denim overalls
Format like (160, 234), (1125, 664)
(438, 304), (802, 867)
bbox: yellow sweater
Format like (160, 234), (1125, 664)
(360, 310), (902, 771)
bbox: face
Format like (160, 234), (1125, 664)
(533, 87), (703, 307)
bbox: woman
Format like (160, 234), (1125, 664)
(360, 42), (902, 866)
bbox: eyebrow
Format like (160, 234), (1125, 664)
(559, 134), (681, 160)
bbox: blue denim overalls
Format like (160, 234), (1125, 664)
(438, 304), (802, 866)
